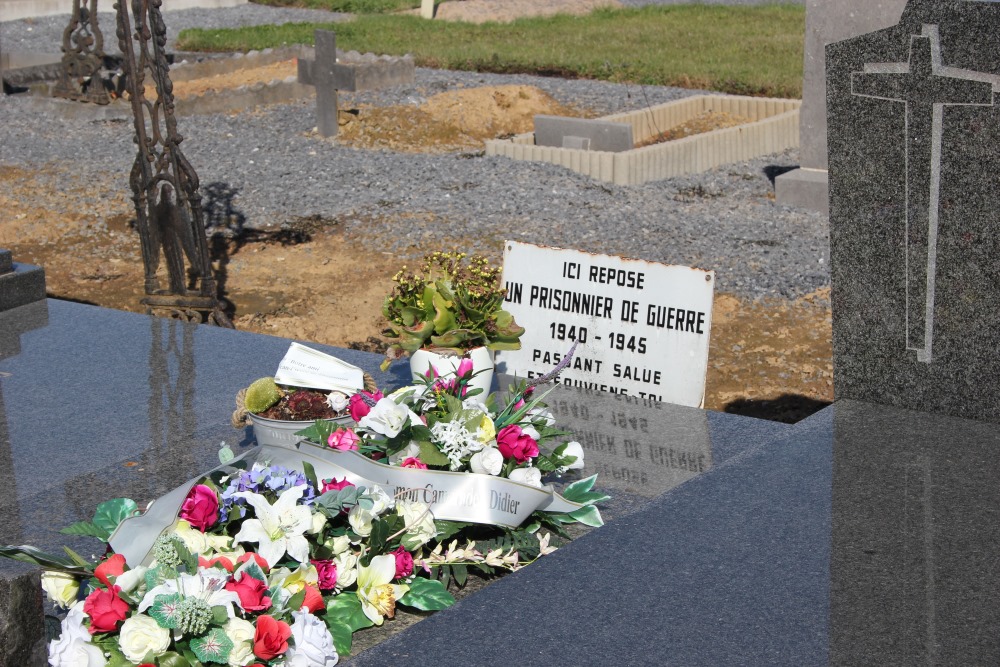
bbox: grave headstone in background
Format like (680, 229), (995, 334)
(533, 115), (633, 152)
(0, 249), (46, 312)
(827, 0), (1000, 422)
(774, 0), (906, 213)
(421, 0), (434, 19)
(298, 29), (415, 138)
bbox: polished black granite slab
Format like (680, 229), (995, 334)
(0, 299), (783, 664)
(827, 0), (1000, 422)
(351, 399), (1000, 666)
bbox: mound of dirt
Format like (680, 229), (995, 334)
(334, 85), (591, 152)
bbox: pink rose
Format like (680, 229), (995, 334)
(401, 457), (428, 470)
(456, 358), (475, 379)
(83, 587), (128, 634)
(226, 572), (272, 612)
(392, 546), (414, 579)
(311, 559), (338, 590)
(327, 428), (360, 451)
(496, 424), (539, 464)
(179, 484), (219, 532)
(321, 477), (355, 494)
(349, 390), (383, 421)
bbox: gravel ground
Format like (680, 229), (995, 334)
(0, 3), (826, 301)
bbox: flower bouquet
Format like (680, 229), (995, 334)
(380, 252), (526, 395)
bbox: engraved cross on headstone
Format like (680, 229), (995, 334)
(852, 24), (1000, 363)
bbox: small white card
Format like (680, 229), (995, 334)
(273, 342), (365, 394)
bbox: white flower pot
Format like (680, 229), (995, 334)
(248, 412), (353, 448)
(409, 346), (495, 397)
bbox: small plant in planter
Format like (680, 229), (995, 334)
(381, 252), (525, 390)
(237, 377), (355, 447)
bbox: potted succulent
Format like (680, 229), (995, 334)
(237, 377), (356, 447)
(381, 251), (525, 395)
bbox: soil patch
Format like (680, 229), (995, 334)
(143, 60), (298, 101)
(334, 85), (591, 152)
(636, 110), (752, 148)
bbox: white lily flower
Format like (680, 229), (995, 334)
(356, 555), (409, 626)
(232, 486), (313, 568)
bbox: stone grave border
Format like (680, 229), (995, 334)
(485, 94), (801, 186)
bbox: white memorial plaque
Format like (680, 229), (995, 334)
(496, 241), (714, 407)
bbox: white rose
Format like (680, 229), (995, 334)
(333, 551), (358, 589)
(118, 614), (170, 664)
(223, 617), (257, 667)
(509, 467), (543, 488)
(348, 505), (374, 537)
(285, 609), (339, 666)
(367, 487), (394, 515)
(562, 441), (585, 470)
(48, 603), (105, 667)
(326, 391), (350, 412)
(358, 399), (418, 438)
(469, 446), (503, 476)
(114, 566), (148, 595)
(397, 500), (437, 547)
(387, 441), (422, 466)
(528, 407), (556, 427)
(327, 535), (351, 556)
(308, 511), (327, 535)
(41, 571), (79, 608)
(521, 425), (541, 442)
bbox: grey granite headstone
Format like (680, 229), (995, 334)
(533, 115), (633, 152)
(775, 0), (906, 213)
(0, 249), (46, 312)
(828, 0), (1000, 422)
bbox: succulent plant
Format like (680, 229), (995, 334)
(286, 390), (329, 419)
(381, 252), (524, 367)
(244, 377), (282, 414)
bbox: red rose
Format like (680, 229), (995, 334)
(179, 484), (220, 532)
(348, 390), (382, 421)
(237, 552), (270, 572)
(226, 572), (272, 612)
(253, 615), (291, 660)
(321, 477), (355, 494)
(83, 587), (128, 634)
(496, 424), (539, 464)
(401, 457), (428, 470)
(199, 555), (235, 572)
(301, 585), (324, 613)
(94, 553), (126, 588)
(392, 545), (414, 579)
(311, 558), (338, 590)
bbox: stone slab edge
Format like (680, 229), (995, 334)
(0, 262), (46, 312)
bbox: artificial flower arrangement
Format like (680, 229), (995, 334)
(380, 251), (526, 370)
(1, 347), (607, 667)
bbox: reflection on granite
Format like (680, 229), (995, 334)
(0, 299), (410, 581)
(831, 400), (1000, 664)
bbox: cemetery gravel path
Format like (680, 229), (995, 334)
(0, 0), (828, 421)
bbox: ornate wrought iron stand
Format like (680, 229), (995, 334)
(114, 0), (233, 327)
(54, 0), (111, 104)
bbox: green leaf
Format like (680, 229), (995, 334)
(416, 440), (451, 467)
(562, 475), (598, 500)
(156, 652), (193, 667)
(302, 461), (320, 493)
(326, 618), (355, 657)
(452, 563), (468, 587)
(92, 498), (139, 536)
(433, 521), (472, 542)
(368, 518), (389, 554)
(59, 521), (107, 539)
(211, 605), (229, 625)
(399, 577), (455, 611)
(0, 545), (91, 575)
(327, 594), (375, 632)
(149, 593), (182, 629)
(218, 443), (235, 464)
(567, 505), (604, 527)
(62, 547), (93, 569)
(288, 588), (306, 612)
(190, 628), (233, 664)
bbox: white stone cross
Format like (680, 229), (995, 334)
(851, 24), (1000, 363)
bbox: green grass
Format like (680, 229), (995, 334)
(176, 4), (805, 98)
(249, 0), (425, 14)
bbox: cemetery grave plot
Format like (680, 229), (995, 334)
(0, 163), (832, 422)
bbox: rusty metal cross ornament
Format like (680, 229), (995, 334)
(114, 0), (232, 327)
